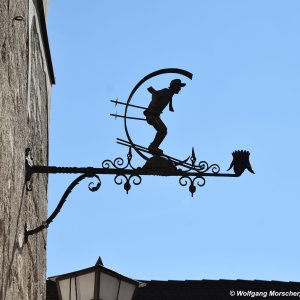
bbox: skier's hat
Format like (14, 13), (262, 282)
(170, 79), (186, 87)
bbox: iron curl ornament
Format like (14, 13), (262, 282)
(101, 147), (142, 193)
(24, 68), (254, 239)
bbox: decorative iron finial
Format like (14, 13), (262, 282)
(227, 150), (255, 176)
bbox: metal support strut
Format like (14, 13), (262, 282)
(24, 147), (254, 240)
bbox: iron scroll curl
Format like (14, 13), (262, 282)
(124, 68), (193, 161)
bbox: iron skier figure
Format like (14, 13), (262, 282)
(144, 79), (186, 155)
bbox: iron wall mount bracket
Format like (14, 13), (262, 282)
(24, 147), (254, 240)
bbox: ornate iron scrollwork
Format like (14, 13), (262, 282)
(102, 147), (135, 170)
(114, 174), (142, 194)
(101, 147), (142, 193)
(179, 176), (206, 197)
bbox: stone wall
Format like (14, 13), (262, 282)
(0, 0), (53, 299)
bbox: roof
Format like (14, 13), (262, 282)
(36, 0), (55, 84)
(47, 278), (300, 300)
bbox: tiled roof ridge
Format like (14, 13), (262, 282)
(138, 279), (300, 284)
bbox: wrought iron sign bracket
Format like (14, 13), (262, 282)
(24, 68), (255, 241)
(24, 145), (254, 241)
(25, 146), (254, 195)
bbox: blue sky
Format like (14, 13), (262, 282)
(46, 0), (300, 282)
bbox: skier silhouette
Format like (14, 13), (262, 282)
(143, 79), (186, 155)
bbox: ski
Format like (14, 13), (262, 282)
(116, 138), (194, 168)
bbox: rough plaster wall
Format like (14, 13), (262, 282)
(0, 1), (49, 299)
